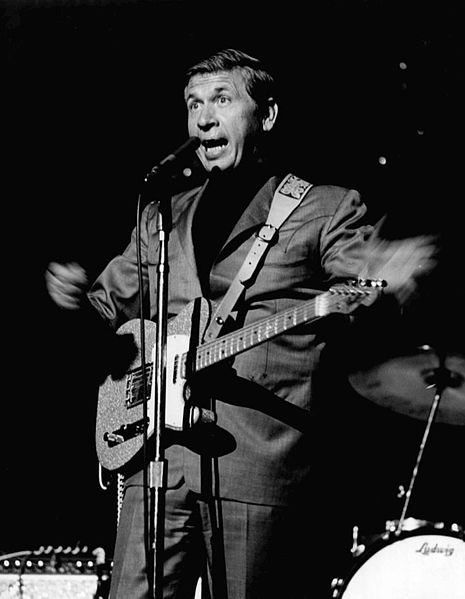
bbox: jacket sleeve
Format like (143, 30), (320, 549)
(319, 188), (373, 282)
(86, 202), (156, 330)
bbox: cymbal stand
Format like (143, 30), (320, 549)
(396, 351), (451, 534)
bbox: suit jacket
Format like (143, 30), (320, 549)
(88, 173), (372, 506)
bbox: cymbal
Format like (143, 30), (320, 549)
(348, 347), (465, 426)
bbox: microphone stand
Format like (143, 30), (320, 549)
(138, 138), (199, 598)
(147, 179), (172, 599)
(135, 171), (172, 599)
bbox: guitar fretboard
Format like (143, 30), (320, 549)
(192, 291), (337, 372)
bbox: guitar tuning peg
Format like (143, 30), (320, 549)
(358, 278), (387, 288)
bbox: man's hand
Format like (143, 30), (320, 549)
(360, 234), (438, 304)
(45, 261), (88, 310)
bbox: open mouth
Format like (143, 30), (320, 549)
(201, 138), (228, 156)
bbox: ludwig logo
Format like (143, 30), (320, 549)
(416, 542), (455, 557)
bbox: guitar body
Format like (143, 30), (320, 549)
(95, 297), (212, 472)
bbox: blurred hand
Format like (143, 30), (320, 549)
(46, 261), (88, 310)
(361, 234), (438, 304)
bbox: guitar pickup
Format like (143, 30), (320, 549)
(125, 364), (152, 408)
(103, 418), (149, 447)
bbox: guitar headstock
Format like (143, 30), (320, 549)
(325, 278), (386, 314)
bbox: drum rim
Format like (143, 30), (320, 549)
(384, 517), (464, 536)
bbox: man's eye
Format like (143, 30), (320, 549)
(189, 101), (200, 111)
(218, 96), (230, 105)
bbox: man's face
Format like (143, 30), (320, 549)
(184, 69), (264, 172)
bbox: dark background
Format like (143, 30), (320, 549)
(1, 0), (464, 570)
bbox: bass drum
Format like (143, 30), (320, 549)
(334, 519), (465, 599)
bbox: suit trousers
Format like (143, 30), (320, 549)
(108, 475), (336, 599)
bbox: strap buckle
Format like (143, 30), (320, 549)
(256, 224), (277, 242)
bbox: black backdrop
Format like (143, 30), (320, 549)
(2, 0), (464, 564)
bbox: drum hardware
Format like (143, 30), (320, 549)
(386, 518), (463, 535)
(350, 525), (365, 558)
(395, 349), (458, 534)
(331, 575), (345, 597)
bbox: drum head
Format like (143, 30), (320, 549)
(340, 528), (465, 598)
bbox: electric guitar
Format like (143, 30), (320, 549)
(95, 279), (384, 471)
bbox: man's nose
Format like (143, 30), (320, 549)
(197, 104), (218, 130)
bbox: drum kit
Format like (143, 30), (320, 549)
(330, 342), (465, 598)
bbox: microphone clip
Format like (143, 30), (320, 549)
(144, 137), (200, 183)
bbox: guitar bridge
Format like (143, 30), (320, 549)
(125, 364), (153, 408)
(103, 418), (149, 447)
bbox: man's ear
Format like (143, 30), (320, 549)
(262, 98), (278, 132)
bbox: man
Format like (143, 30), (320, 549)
(46, 48), (433, 598)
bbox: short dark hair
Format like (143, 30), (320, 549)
(185, 48), (276, 111)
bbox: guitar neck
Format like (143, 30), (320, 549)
(192, 292), (333, 373)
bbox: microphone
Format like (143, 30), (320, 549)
(145, 137), (201, 181)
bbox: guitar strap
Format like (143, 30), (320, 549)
(203, 173), (313, 342)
